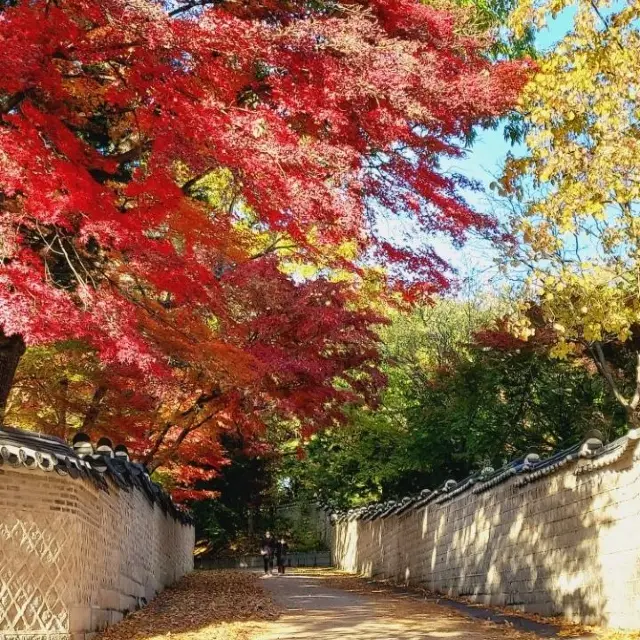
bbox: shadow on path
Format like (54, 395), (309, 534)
(348, 578), (596, 638)
(252, 574), (592, 640)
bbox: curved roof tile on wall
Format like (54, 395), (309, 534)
(323, 428), (640, 523)
(0, 425), (192, 524)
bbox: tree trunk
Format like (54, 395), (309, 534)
(82, 385), (108, 431)
(57, 377), (69, 438)
(0, 330), (26, 424)
(589, 342), (640, 429)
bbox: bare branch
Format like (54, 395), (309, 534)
(146, 410), (217, 473)
(168, 0), (221, 17)
(143, 387), (222, 467)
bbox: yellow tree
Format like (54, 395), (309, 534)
(504, 0), (640, 424)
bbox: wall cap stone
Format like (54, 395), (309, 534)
(0, 425), (191, 524)
(330, 427), (640, 522)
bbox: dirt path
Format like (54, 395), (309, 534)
(250, 573), (541, 640)
(96, 570), (590, 640)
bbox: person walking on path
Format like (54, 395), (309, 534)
(275, 537), (289, 575)
(260, 531), (276, 576)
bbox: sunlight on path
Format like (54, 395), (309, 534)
(250, 574), (537, 640)
(95, 570), (551, 640)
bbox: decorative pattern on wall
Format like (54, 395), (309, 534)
(0, 426), (194, 640)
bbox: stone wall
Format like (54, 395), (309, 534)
(332, 428), (640, 629)
(0, 427), (194, 640)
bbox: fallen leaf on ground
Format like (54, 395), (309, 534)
(96, 571), (280, 640)
(290, 569), (640, 640)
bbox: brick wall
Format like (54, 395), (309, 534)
(0, 464), (194, 639)
(332, 429), (640, 629)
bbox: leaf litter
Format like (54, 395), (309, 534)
(292, 569), (640, 640)
(96, 570), (280, 640)
(95, 568), (640, 640)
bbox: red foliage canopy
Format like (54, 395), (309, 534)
(0, 0), (530, 495)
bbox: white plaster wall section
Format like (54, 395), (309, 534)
(331, 428), (640, 629)
(0, 426), (194, 640)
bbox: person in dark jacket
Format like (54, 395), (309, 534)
(260, 531), (275, 575)
(275, 537), (289, 575)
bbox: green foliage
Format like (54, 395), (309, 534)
(191, 500), (245, 549)
(286, 524), (327, 553)
(191, 434), (276, 550)
(461, 0), (537, 60)
(403, 348), (625, 478)
(282, 296), (627, 509)
(285, 418), (411, 510)
(272, 506), (328, 552)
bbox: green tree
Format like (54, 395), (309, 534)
(283, 297), (626, 509)
(191, 434), (276, 551)
(502, 0), (640, 425)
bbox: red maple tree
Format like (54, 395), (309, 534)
(0, 0), (530, 494)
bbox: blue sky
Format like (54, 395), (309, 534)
(427, 7), (577, 285)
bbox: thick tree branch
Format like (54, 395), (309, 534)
(629, 351), (640, 411)
(144, 422), (173, 465)
(0, 330), (25, 423)
(589, 341), (631, 410)
(0, 91), (27, 115)
(146, 410), (217, 473)
(57, 377), (69, 435)
(180, 167), (220, 193)
(168, 0), (221, 17)
(82, 385), (108, 431)
(250, 237), (297, 260)
(143, 386), (222, 466)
